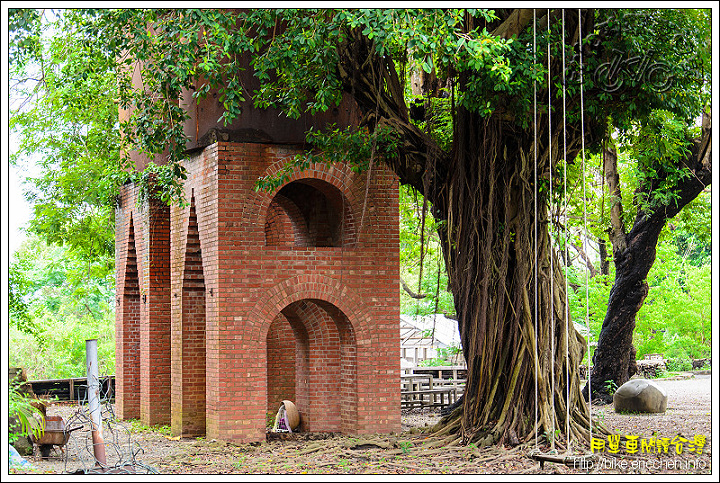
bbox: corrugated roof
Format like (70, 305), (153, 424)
(400, 314), (461, 348)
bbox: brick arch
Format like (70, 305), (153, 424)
(265, 180), (354, 247)
(282, 301), (341, 431)
(264, 193), (310, 247)
(241, 160), (380, 247)
(247, 274), (372, 346)
(254, 277), (362, 434)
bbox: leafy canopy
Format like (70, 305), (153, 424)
(10, 8), (710, 209)
(10, 9), (127, 265)
(83, 9), (708, 200)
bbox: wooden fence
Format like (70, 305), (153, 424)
(401, 366), (466, 409)
(25, 376), (115, 403)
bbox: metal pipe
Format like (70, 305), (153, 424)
(86, 339), (107, 466)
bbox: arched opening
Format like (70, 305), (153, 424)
(175, 194), (207, 436)
(264, 179), (355, 247)
(118, 216), (140, 418)
(266, 299), (357, 433)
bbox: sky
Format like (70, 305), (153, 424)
(6, 154), (32, 256)
(5, 6), (51, 258)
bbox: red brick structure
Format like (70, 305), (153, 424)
(115, 88), (401, 442)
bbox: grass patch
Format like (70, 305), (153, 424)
(127, 418), (172, 436)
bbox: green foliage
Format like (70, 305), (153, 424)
(567, 234), (711, 366)
(622, 110), (693, 217)
(338, 9), (517, 117)
(9, 255), (38, 336)
(418, 345), (462, 367)
(566, 265), (613, 363)
(9, 384), (45, 444)
(134, 160), (189, 207)
(603, 380), (618, 395)
(12, 8), (706, 211)
(8, 236), (115, 379)
(399, 185), (455, 318)
(586, 9), (711, 129)
(398, 440), (414, 454)
(563, 103), (710, 370)
(8, 8), (43, 68)
(409, 95), (454, 151)
(634, 242), (711, 360)
(665, 190), (711, 265)
(664, 358), (693, 372)
(127, 419), (172, 436)
(10, 9), (127, 266)
(256, 125), (400, 192)
(9, 10), (118, 380)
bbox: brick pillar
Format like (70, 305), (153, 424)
(139, 200), (172, 426)
(172, 196), (207, 436)
(115, 215), (140, 419)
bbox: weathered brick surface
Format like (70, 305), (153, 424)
(115, 190), (172, 425)
(115, 216), (140, 420)
(266, 314), (296, 417)
(170, 196), (207, 436)
(115, 141), (400, 443)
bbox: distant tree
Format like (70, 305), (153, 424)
(399, 185), (455, 318)
(586, 108), (711, 402)
(634, 242), (711, 361)
(8, 236), (115, 379)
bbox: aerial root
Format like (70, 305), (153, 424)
(421, 433), (461, 449)
(432, 416), (461, 437)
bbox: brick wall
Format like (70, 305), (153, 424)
(116, 141), (400, 442)
(170, 147), (219, 438)
(115, 188), (172, 426)
(266, 314), (297, 418)
(173, 196), (207, 436)
(115, 216), (140, 419)
(141, 201), (172, 425)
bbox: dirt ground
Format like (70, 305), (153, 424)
(12, 374), (712, 476)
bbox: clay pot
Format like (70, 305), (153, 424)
(282, 400), (300, 430)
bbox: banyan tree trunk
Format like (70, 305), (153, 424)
(432, 112), (595, 447)
(336, 24), (601, 448)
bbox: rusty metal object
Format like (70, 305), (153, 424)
(181, 79), (360, 150)
(120, 51), (361, 172)
(31, 415), (82, 457)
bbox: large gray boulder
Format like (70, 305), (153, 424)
(613, 378), (668, 414)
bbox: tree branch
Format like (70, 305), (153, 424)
(491, 9), (535, 39)
(401, 277), (428, 299)
(632, 109), (712, 237)
(603, 146), (627, 256)
(336, 28), (450, 202)
(570, 240), (597, 278)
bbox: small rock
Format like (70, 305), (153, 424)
(613, 378), (668, 413)
(9, 415), (33, 456)
(12, 436), (33, 456)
